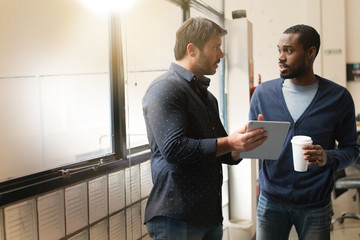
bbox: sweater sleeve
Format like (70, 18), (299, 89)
(325, 89), (359, 171)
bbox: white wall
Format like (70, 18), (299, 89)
(225, 0), (360, 114)
(320, 0), (346, 87)
(346, 0), (360, 115)
(224, 0), (348, 86)
(225, 0), (307, 82)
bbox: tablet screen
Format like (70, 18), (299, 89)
(240, 120), (290, 160)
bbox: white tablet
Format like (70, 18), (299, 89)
(239, 120), (291, 160)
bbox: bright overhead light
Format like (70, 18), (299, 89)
(78, 0), (136, 13)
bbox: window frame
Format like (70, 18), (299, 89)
(0, 14), (131, 206)
(0, 0), (224, 207)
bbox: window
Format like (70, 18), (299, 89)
(189, 0), (226, 124)
(122, 0), (183, 150)
(0, 0), (227, 208)
(0, 0), (113, 182)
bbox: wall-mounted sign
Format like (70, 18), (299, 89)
(324, 49), (342, 55)
(346, 63), (360, 81)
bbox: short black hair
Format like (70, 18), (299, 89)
(284, 24), (320, 57)
(174, 17), (227, 60)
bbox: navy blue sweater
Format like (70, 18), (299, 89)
(249, 76), (359, 207)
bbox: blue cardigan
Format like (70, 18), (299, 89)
(249, 76), (359, 207)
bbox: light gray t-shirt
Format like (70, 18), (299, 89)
(282, 79), (318, 122)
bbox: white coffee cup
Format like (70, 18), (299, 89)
(291, 135), (313, 172)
